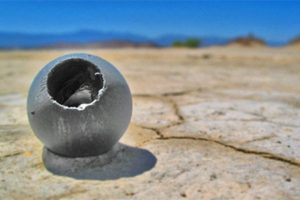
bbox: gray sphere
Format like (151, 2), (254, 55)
(27, 53), (132, 157)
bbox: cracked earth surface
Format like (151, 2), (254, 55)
(0, 47), (300, 199)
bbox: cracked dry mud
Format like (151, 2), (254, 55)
(0, 47), (300, 199)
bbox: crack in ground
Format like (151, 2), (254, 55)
(157, 136), (300, 168)
(133, 90), (300, 169)
(161, 88), (202, 97)
(265, 120), (300, 129)
(47, 188), (88, 200)
(138, 125), (164, 139)
(235, 109), (300, 128)
(138, 123), (300, 168)
(162, 97), (185, 129)
(242, 135), (277, 144)
(139, 120), (300, 169)
(0, 151), (23, 161)
(132, 93), (186, 129)
(165, 97), (184, 122)
(133, 87), (202, 98)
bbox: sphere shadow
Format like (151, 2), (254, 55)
(42, 143), (157, 180)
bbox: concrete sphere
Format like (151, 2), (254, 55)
(27, 53), (132, 157)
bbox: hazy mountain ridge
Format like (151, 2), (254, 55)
(0, 30), (287, 49)
(0, 30), (151, 48)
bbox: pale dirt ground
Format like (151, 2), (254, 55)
(0, 46), (300, 199)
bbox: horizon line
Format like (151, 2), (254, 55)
(0, 29), (299, 43)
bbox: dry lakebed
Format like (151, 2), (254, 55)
(0, 46), (300, 199)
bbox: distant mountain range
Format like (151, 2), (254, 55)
(0, 30), (286, 49)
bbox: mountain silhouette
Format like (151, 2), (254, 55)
(0, 30), (286, 49)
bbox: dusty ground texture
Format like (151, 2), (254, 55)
(0, 47), (300, 199)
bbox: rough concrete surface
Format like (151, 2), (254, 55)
(0, 47), (300, 199)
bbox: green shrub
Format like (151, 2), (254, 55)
(172, 38), (201, 48)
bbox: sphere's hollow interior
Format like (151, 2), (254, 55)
(47, 58), (104, 107)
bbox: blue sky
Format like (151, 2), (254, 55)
(0, 1), (299, 41)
